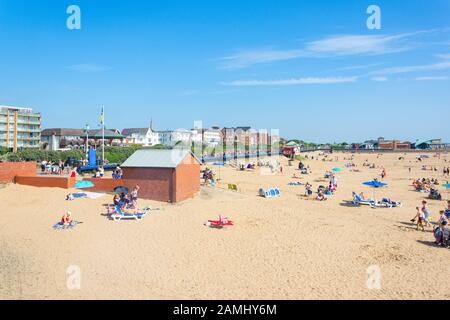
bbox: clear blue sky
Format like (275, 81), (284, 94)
(0, 0), (449, 143)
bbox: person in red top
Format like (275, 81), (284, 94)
(70, 167), (77, 178)
(61, 211), (73, 225)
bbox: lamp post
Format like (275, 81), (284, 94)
(85, 124), (90, 160)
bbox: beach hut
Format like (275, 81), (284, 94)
(282, 141), (301, 157)
(121, 149), (201, 203)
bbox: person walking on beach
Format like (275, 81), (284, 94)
(411, 206), (426, 231)
(411, 201), (432, 230)
(381, 167), (387, 179)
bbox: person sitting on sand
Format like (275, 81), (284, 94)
(444, 201), (450, 220)
(113, 194), (121, 206)
(305, 183), (313, 196)
(316, 191), (326, 201)
(119, 192), (129, 205)
(61, 211), (73, 226)
(328, 181), (336, 193)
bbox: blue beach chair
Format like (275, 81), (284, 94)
(111, 205), (149, 222)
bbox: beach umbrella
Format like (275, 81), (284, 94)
(331, 168), (341, 173)
(362, 180), (387, 202)
(74, 180), (94, 189)
(363, 181), (387, 188)
(113, 186), (129, 194)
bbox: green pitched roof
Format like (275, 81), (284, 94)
(121, 149), (200, 168)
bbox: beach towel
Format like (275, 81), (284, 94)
(205, 216), (234, 228)
(68, 192), (105, 200)
(83, 192), (105, 199)
(52, 221), (81, 230)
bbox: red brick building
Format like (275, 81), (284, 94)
(378, 139), (412, 150)
(120, 149), (201, 203)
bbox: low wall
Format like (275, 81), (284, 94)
(84, 178), (124, 193)
(84, 178), (172, 202)
(15, 176), (76, 189)
(0, 162), (36, 182)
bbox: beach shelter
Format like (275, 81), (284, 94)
(114, 186), (129, 194)
(363, 180), (387, 202)
(74, 180), (95, 189)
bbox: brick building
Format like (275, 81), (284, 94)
(119, 149), (201, 202)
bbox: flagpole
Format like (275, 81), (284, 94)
(102, 105), (105, 166)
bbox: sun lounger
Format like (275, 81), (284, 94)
(376, 198), (402, 208)
(259, 188), (281, 198)
(111, 205), (149, 222)
(352, 192), (376, 207)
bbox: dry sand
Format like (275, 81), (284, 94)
(1, 151), (450, 300)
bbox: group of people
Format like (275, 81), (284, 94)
(304, 173), (338, 201)
(112, 185), (140, 214)
(413, 178), (441, 193)
(202, 167), (216, 186)
(93, 167), (105, 178)
(362, 161), (376, 169)
(298, 161), (311, 175)
(112, 167), (123, 179)
(411, 200), (450, 246)
(239, 163), (256, 171)
(40, 160), (68, 175)
(443, 167), (450, 176)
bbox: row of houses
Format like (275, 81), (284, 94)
(41, 121), (280, 151)
(352, 137), (449, 150)
(3, 105), (447, 153)
(0, 104), (278, 152)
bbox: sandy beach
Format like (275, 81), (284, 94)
(1, 151), (449, 300)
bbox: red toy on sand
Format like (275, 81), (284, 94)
(205, 215), (234, 227)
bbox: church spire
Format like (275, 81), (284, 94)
(149, 118), (154, 131)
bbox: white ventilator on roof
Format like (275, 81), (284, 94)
(121, 149), (201, 168)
